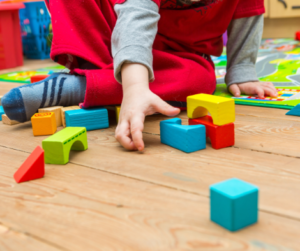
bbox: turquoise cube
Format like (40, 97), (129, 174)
(0, 106), (4, 121)
(65, 107), (109, 131)
(160, 118), (206, 153)
(210, 178), (259, 231)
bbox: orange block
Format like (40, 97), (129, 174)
(31, 112), (57, 136)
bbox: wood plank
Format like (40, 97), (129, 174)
(0, 121), (300, 220)
(236, 105), (300, 121)
(0, 146), (299, 250)
(143, 110), (300, 158)
(0, 223), (61, 251)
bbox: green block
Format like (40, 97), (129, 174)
(42, 127), (88, 165)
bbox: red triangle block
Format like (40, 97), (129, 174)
(14, 146), (45, 183)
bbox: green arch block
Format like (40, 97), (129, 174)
(42, 127), (88, 165)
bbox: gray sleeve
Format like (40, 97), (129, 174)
(112, 0), (160, 84)
(225, 15), (264, 87)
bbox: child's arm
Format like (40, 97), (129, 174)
(116, 63), (179, 151)
(225, 15), (278, 98)
(112, 0), (180, 151)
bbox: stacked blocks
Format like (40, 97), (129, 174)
(14, 146), (45, 183)
(286, 104), (300, 117)
(210, 178), (259, 231)
(189, 115), (234, 149)
(39, 106), (63, 127)
(160, 118), (206, 153)
(0, 106), (4, 121)
(42, 127), (88, 165)
(188, 94), (235, 149)
(31, 112), (57, 136)
(65, 107), (109, 131)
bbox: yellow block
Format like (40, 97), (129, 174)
(187, 94), (235, 126)
(116, 106), (121, 123)
(31, 112), (57, 136)
(39, 106), (63, 127)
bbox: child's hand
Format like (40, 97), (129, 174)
(228, 81), (278, 98)
(115, 85), (180, 151)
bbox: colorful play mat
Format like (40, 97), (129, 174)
(0, 65), (67, 83)
(213, 38), (300, 109)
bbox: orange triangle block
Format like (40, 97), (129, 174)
(14, 146), (45, 183)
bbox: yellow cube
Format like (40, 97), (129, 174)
(31, 112), (57, 136)
(187, 94), (235, 126)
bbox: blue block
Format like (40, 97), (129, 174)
(0, 106), (4, 121)
(286, 104), (300, 117)
(160, 118), (206, 153)
(65, 107), (109, 131)
(210, 178), (259, 232)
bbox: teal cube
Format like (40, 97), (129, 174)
(210, 178), (259, 231)
(0, 106), (4, 121)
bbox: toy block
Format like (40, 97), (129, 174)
(210, 178), (259, 231)
(0, 96), (3, 106)
(105, 106), (121, 123)
(116, 106), (121, 123)
(31, 112), (57, 136)
(30, 75), (49, 83)
(160, 118), (206, 153)
(189, 115), (234, 149)
(42, 127), (88, 165)
(296, 31), (300, 41)
(14, 146), (45, 183)
(61, 106), (80, 127)
(2, 114), (20, 125)
(187, 94), (235, 126)
(39, 106), (63, 127)
(65, 107), (109, 131)
(0, 106), (4, 121)
(286, 104), (300, 117)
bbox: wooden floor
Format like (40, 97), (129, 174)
(0, 60), (300, 251)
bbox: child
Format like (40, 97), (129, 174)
(2, 0), (278, 151)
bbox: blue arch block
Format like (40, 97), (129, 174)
(160, 118), (206, 153)
(210, 178), (259, 231)
(286, 104), (300, 117)
(0, 106), (4, 121)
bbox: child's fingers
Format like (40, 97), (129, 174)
(115, 121), (137, 151)
(253, 86), (265, 99)
(262, 86), (278, 97)
(261, 83), (278, 97)
(130, 115), (145, 151)
(228, 84), (241, 97)
(152, 98), (180, 117)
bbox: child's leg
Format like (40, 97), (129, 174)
(2, 74), (86, 122)
(2, 0), (115, 122)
